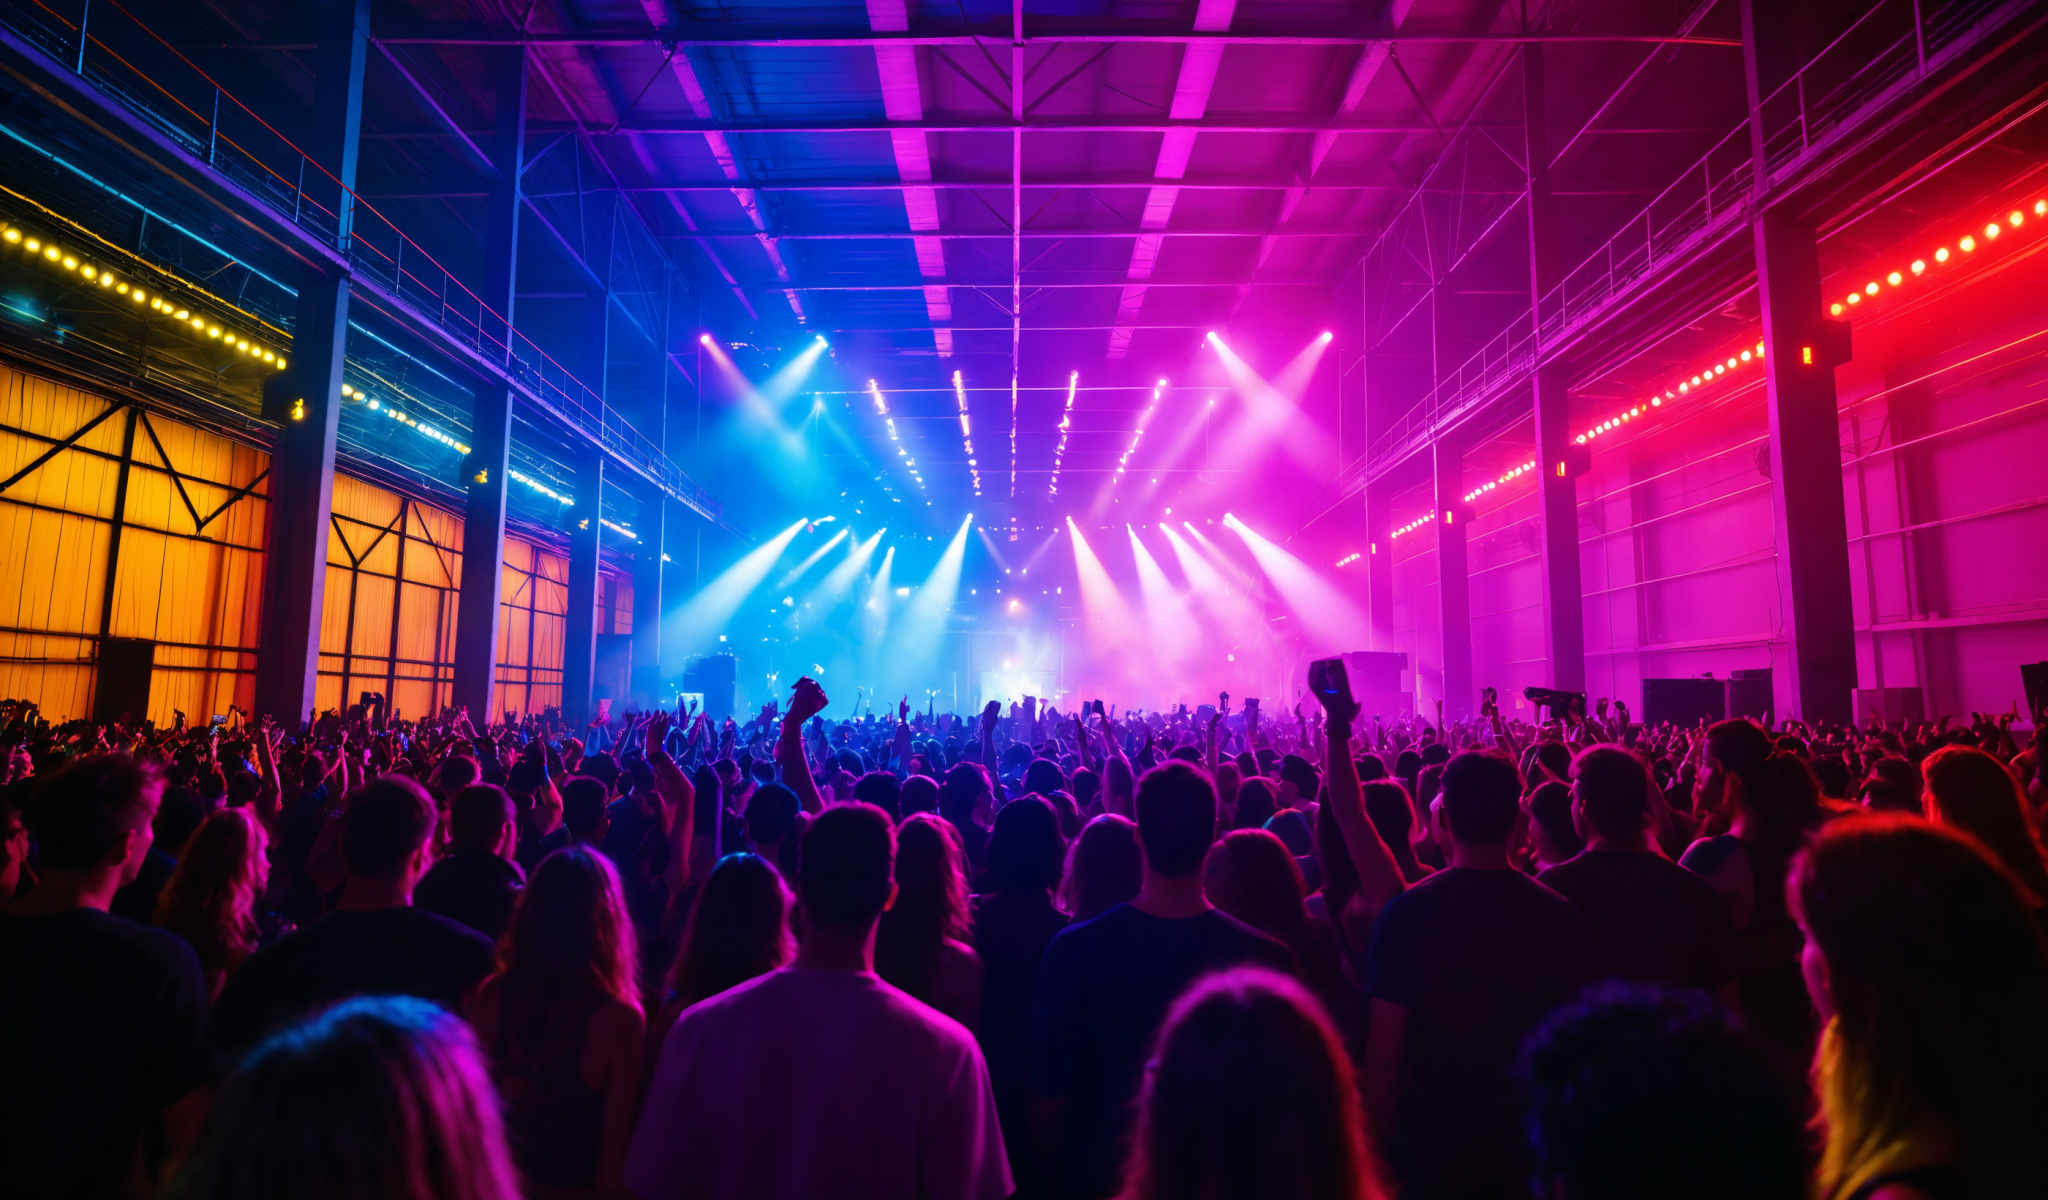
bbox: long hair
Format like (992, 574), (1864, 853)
(1792, 814), (2048, 1199)
(1203, 829), (1308, 942)
(875, 812), (971, 1000)
(167, 995), (521, 1200)
(492, 846), (640, 1049)
(666, 852), (793, 1009)
(1119, 968), (1385, 1200)
(155, 807), (268, 979)
(1921, 745), (2048, 908)
(1743, 752), (1823, 853)
(1064, 813), (1141, 921)
(984, 795), (1066, 896)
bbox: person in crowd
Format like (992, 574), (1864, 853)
(1792, 814), (2048, 1198)
(1231, 775), (1277, 829)
(1062, 811), (1142, 921)
(744, 780), (802, 875)
(1363, 750), (1590, 1200)
(469, 845), (645, 1198)
(1202, 827), (1363, 1050)
(213, 775), (495, 1056)
(1525, 779), (1584, 872)
(0, 754), (209, 1199)
(1361, 778), (1432, 884)
(629, 795), (1012, 1200)
(1919, 743), (2048, 908)
(853, 769), (903, 821)
(415, 783), (526, 941)
(1117, 967), (1388, 1200)
(899, 772), (941, 817)
(1540, 745), (1737, 992)
(552, 775), (611, 854)
(165, 995), (523, 1200)
(874, 811), (983, 1029)
(1037, 760), (1294, 1199)
(971, 795), (1070, 1190)
(0, 790), (29, 901)
(652, 851), (794, 1045)
(1858, 755), (1921, 812)
(941, 759), (995, 879)
(1520, 984), (1809, 1200)
(1681, 724), (1827, 1070)
(153, 805), (276, 1000)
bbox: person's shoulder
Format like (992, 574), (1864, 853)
(1047, 903), (1128, 950)
(1204, 908), (1295, 964)
(936, 935), (982, 970)
(866, 972), (984, 1055)
(387, 905), (497, 959)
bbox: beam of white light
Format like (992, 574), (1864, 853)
(758, 338), (830, 408)
(1207, 332), (1328, 471)
(667, 518), (809, 653)
(1161, 522), (1268, 637)
(813, 528), (885, 612)
(1222, 513), (1369, 651)
(1066, 517), (1141, 666)
(1127, 525), (1199, 665)
(889, 513), (974, 685)
(774, 527), (850, 590)
(1181, 520), (1265, 595)
(860, 546), (896, 645)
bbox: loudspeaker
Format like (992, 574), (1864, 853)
(684, 653), (737, 724)
(1725, 668), (1773, 723)
(594, 634), (632, 709)
(94, 638), (155, 727)
(1643, 677), (1725, 727)
(1854, 688), (1924, 725)
(2021, 661), (2048, 723)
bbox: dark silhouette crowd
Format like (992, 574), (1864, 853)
(3, 684), (2046, 1200)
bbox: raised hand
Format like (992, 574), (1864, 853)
(788, 677), (830, 724)
(646, 709), (671, 756)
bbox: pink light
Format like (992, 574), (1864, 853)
(698, 333), (712, 345)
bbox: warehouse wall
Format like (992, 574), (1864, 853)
(0, 361), (628, 724)
(1393, 249), (2048, 720)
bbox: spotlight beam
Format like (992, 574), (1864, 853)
(1222, 514), (1367, 650)
(667, 518), (809, 653)
(774, 527), (850, 589)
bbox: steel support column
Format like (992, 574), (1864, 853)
(1744, 0), (1857, 724)
(563, 461), (605, 726)
(253, 270), (349, 724)
(1523, 47), (1586, 693)
(1365, 477), (1395, 652)
(251, 0), (364, 724)
(1749, 212), (1855, 723)
(453, 46), (525, 723)
(630, 493), (665, 706)
(1433, 441), (1473, 719)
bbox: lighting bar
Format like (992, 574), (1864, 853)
(600, 518), (638, 540)
(1048, 370), (1079, 497)
(1390, 511), (1437, 540)
(506, 468), (575, 506)
(1112, 381), (1162, 482)
(1334, 551), (1362, 567)
(868, 379), (930, 505)
(1829, 196), (2044, 319)
(953, 369), (981, 496)
(1, 219), (290, 371)
(1009, 374), (1019, 500)
(340, 383), (474, 456)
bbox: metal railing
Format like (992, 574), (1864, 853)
(4, 0), (716, 519)
(1356, 0), (2019, 483)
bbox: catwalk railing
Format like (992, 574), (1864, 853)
(2, 0), (716, 519)
(1354, 0), (2025, 486)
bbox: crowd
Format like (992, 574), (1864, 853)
(2, 683), (2046, 1200)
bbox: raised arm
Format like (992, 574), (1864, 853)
(643, 711), (698, 895)
(780, 678), (831, 813)
(1317, 687), (1405, 911)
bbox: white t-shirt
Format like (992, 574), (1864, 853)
(628, 966), (1013, 1200)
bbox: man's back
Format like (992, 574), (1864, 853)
(0, 909), (208, 1199)
(628, 967), (1011, 1200)
(414, 850), (524, 941)
(1365, 867), (1589, 1197)
(1036, 903), (1294, 1198)
(212, 906), (493, 1057)
(1540, 849), (1736, 991)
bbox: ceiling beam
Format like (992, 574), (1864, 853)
(865, 0), (953, 358)
(349, 29), (1742, 50)
(1107, 0), (1239, 364)
(664, 227), (1405, 239)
